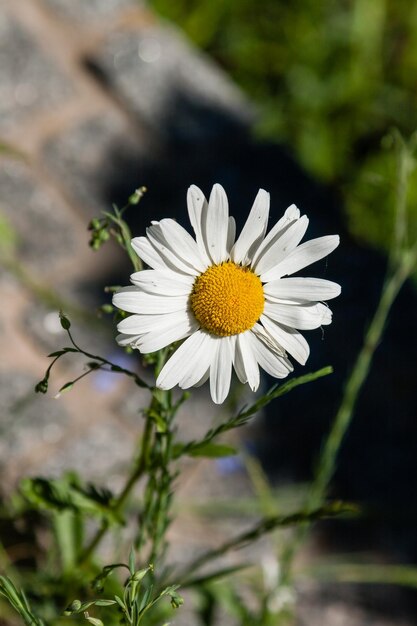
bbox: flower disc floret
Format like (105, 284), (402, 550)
(190, 261), (265, 337)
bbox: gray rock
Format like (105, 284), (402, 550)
(0, 157), (79, 270)
(21, 286), (114, 356)
(0, 371), (69, 468)
(92, 23), (254, 143)
(39, 416), (135, 484)
(0, 11), (73, 131)
(42, 111), (146, 216)
(41, 0), (139, 23)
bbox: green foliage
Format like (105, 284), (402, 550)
(20, 475), (121, 526)
(2, 166), (416, 626)
(88, 186), (146, 271)
(0, 576), (45, 626)
(150, 0), (417, 254)
(65, 561), (183, 626)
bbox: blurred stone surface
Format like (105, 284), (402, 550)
(0, 11), (73, 132)
(42, 111), (147, 216)
(39, 415), (136, 483)
(92, 23), (254, 142)
(41, 0), (140, 23)
(0, 157), (82, 271)
(0, 372), (69, 469)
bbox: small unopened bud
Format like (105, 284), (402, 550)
(35, 378), (48, 394)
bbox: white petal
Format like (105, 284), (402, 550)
(194, 368), (210, 387)
(177, 332), (216, 389)
(251, 204), (300, 267)
(210, 335), (234, 404)
(264, 277), (341, 302)
(205, 184), (229, 264)
(116, 333), (141, 347)
(138, 317), (198, 353)
(187, 185), (211, 265)
(248, 330), (293, 378)
(263, 301), (332, 330)
(117, 310), (190, 334)
(260, 315), (310, 365)
(146, 223), (200, 276)
(130, 269), (194, 296)
(250, 321), (286, 356)
(113, 288), (189, 314)
(226, 216), (236, 253)
(233, 345), (247, 384)
(231, 189), (270, 265)
(131, 237), (167, 270)
(156, 330), (213, 390)
(158, 218), (207, 272)
(236, 332), (260, 391)
(255, 215), (309, 276)
(261, 235), (340, 282)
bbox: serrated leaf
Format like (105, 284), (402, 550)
(20, 477), (122, 525)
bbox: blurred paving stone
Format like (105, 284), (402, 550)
(42, 111), (146, 216)
(39, 416), (136, 484)
(22, 290), (114, 356)
(41, 0), (140, 23)
(92, 24), (254, 143)
(0, 157), (82, 271)
(0, 10), (73, 132)
(0, 371), (69, 470)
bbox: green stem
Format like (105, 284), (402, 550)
(149, 424), (175, 564)
(280, 244), (417, 582)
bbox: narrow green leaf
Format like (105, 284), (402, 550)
(188, 443), (237, 458)
(58, 381), (74, 394)
(113, 595), (125, 610)
(305, 562), (417, 589)
(94, 599), (117, 607)
(85, 617), (103, 626)
(59, 311), (71, 330)
(128, 547), (136, 575)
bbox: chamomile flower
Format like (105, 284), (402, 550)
(113, 184), (340, 404)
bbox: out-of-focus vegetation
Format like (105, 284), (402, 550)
(150, 0), (417, 254)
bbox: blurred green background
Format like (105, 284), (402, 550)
(150, 0), (417, 255)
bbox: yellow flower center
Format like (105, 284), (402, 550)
(190, 261), (264, 336)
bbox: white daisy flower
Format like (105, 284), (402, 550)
(113, 184), (341, 404)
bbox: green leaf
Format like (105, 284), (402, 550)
(20, 476), (122, 525)
(187, 442), (237, 458)
(0, 576), (45, 625)
(305, 562), (417, 589)
(59, 311), (71, 330)
(85, 617), (104, 626)
(180, 501), (358, 582)
(128, 547), (136, 575)
(176, 367), (333, 458)
(58, 381), (74, 394)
